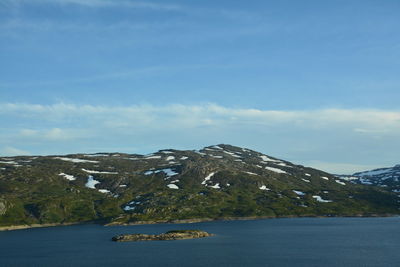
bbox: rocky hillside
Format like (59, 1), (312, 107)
(339, 165), (400, 194)
(0, 144), (399, 227)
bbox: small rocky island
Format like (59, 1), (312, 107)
(112, 230), (213, 242)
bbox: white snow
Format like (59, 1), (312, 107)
(161, 151), (174, 154)
(277, 162), (291, 167)
(321, 176), (329, 180)
(293, 190), (305, 196)
(255, 165), (263, 168)
(305, 173), (311, 177)
(125, 157), (140, 160)
(259, 185), (270, 190)
(340, 176), (359, 181)
(160, 168), (179, 177)
(180, 156), (189, 160)
(356, 168), (393, 177)
(84, 154), (109, 157)
(0, 160), (19, 165)
(54, 157), (99, 163)
(119, 184), (127, 187)
(123, 206), (135, 211)
(59, 173), (76, 181)
(210, 155), (223, 159)
(335, 180), (346, 185)
(144, 155), (162, 159)
(98, 189), (111, 194)
(166, 156), (175, 161)
(301, 179), (310, 183)
(85, 176), (100, 189)
(167, 184), (179, 189)
(144, 168), (179, 177)
(312, 195), (333, 203)
(359, 178), (373, 185)
(202, 172), (215, 185)
(82, 168), (118, 174)
(212, 145), (223, 150)
(209, 183), (221, 189)
(223, 151), (241, 158)
(260, 155), (281, 163)
(226, 183), (231, 186)
(265, 166), (287, 174)
(244, 171), (258, 175)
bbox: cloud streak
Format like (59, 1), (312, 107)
(0, 102), (399, 174)
(4, 0), (181, 10)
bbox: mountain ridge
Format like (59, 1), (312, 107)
(0, 144), (399, 228)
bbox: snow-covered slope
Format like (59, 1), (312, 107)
(339, 165), (400, 192)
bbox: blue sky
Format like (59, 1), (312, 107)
(1, 0), (400, 173)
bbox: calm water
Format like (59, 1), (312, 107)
(1, 217), (400, 267)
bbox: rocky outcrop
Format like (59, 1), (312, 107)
(111, 230), (213, 242)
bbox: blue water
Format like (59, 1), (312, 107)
(1, 217), (400, 267)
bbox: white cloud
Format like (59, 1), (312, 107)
(1, 103), (399, 173)
(5, 0), (181, 10)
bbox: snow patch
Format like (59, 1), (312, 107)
(166, 156), (175, 161)
(244, 171), (258, 175)
(0, 160), (20, 165)
(260, 155), (281, 163)
(85, 176), (100, 189)
(59, 173), (76, 181)
(312, 195), (333, 203)
(144, 155), (162, 159)
(180, 156), (189, 160)
(54, 157), (98, 163)
(356, 168), (394, 177)
(321, 176), (329, 180)
(209, 183), (220, 189)
(259, 185), (270, 191)
(202, 172), (215, 185)
(82, 168), (118, 174)
(335, 180), (346, 185)
(293, 190), (305, 196)
(144, 168), (179, 178)
(167, 184), (179, 189)
(265, 166), (287, 174)
(301, 179), (310, 183)
(98, 189), (111, 194)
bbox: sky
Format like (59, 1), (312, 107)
(1, 0), (400, 174)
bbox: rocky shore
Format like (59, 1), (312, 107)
(111, 230), (213, 242)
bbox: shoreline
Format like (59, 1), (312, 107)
(1, 214), (398, 232)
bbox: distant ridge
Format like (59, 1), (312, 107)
(0, 144), (399, 228)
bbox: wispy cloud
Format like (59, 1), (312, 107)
(0, 103), (399, 173)
(3, 0), (181, 10)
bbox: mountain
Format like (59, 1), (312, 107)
(0, 144), (399, 228)
(339, 165), (400, 193)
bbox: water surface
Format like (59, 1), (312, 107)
(1, 217), (399, 266)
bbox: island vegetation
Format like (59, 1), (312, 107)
(112, 230), (213, 242)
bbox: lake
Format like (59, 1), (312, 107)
(1, 217), (400, 266)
